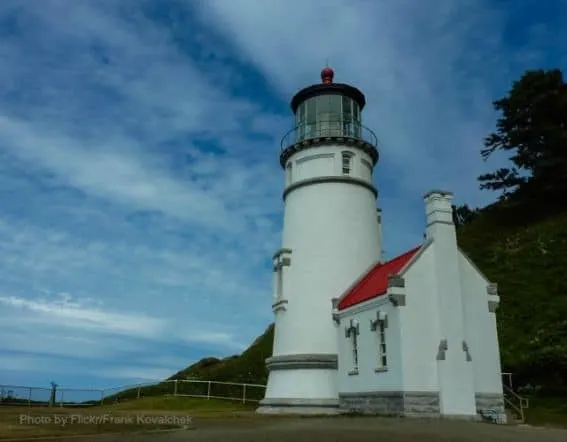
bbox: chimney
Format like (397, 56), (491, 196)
(423, 189), (476, 414)
(424, 190), (455, 242)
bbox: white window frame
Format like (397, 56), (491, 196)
(342, 151), (354, 175)
(286, 162), (292, 184)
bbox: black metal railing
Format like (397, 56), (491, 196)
(281, 121), (378, 151)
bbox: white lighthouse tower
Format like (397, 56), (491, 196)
(257, 67), (382, 414)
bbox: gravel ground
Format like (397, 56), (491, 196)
(49, 416), (567, 442)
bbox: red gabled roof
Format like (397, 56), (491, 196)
(337, 246), (421, 310)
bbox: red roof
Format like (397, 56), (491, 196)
(337, 246), (421, 310)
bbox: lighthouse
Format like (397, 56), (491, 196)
(257, 67), (382, 414)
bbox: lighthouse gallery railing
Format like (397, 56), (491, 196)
(281, 120), (378, 151)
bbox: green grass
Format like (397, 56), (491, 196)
(0, 397), (259, 439)
(524, 396), (567, 428)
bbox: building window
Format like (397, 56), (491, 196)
(371, 312), (388, 370)
(342, 151), (353, 175)
(377, 320), (387, 368)
(345, 319), (360, 372)
(286, 162), (292, 184)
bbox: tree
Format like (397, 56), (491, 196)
(479, 69), (567, 204)
(452, 204), (478, 228)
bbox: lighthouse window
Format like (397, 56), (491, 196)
(345, 320), (360, 373)
(342, 96), (353, 137)
(286, 162), (292, 184)
(299, 98), (314, 139)
(328, 95), (342, 119)
(371, 312), (388, 371)
(296, 102), (305, 127)
(353, 102), (360, 122)
(377, 320), (388, 369)
(342, 151), (353, 175)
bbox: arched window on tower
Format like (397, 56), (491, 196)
(342, 151), (354, 175)
(286, 162), (293, 184)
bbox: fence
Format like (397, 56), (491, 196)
(0, 379), (266, 408)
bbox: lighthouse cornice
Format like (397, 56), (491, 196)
(291, 82), (366, 113)
(282, 175), (378, 201)
(280, 128), (379, 169)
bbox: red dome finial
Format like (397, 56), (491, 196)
(321, 66), (334, 84)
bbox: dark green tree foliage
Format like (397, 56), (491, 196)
(479, 69), (567, 205)
(452, 204), (479, 228)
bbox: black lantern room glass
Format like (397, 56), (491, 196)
(294, 94), (362, 142)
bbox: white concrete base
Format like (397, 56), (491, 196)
(263, 366), (338, 401)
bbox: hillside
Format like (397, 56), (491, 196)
(103, 324), (274, 403)
(457, 202), (567, 391)
(167, 323), (274, 384)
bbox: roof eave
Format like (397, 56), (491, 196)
(397, 239), (433, 277)
(336, 241), (429, 312)
(337, 290), (389, 314)
(457, 246), (492, 284)
(334, 259), (382, 309)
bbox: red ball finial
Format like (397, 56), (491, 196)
(321, 66), (334, 84)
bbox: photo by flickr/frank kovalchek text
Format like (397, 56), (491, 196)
(18, 413), (193, 426)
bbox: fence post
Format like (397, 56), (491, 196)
(28, 388), (32, 407)
(242, 384), (247, 404)
(100, 390), (104, 406)
(59, 390), (64, 407)
(137, 386), (141, 399)
(207, 381), (211, 400)
(49, 382), (57, 407)
(173, 380), (178, 396)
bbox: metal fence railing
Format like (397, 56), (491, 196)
(0, 379), (266, 408)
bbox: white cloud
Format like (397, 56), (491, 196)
(0, 294), (165, 337)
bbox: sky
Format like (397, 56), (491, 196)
(0, 0), (565, 398)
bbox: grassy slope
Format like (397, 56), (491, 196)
(167, 323), (274, 384)
(457, 204), (567, 389)
(105, 324), (274, 403)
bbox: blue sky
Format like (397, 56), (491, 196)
(0, 0), (565, 394)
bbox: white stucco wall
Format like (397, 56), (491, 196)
(337, 297), (403, 393)
(458, 252), (505, 395)
(288, 145), (375, 183)
(398, 244), (441, 392)
(274, 144), (381, 357)
(265, 143), (381, 403)
(264, 369), (338, 399)
(333, 192), (504, 419)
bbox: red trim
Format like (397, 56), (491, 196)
(337, 246), (421, 310)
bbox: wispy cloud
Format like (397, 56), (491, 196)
(0, 294), (165, 337)
(0, 0), (565, 387)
